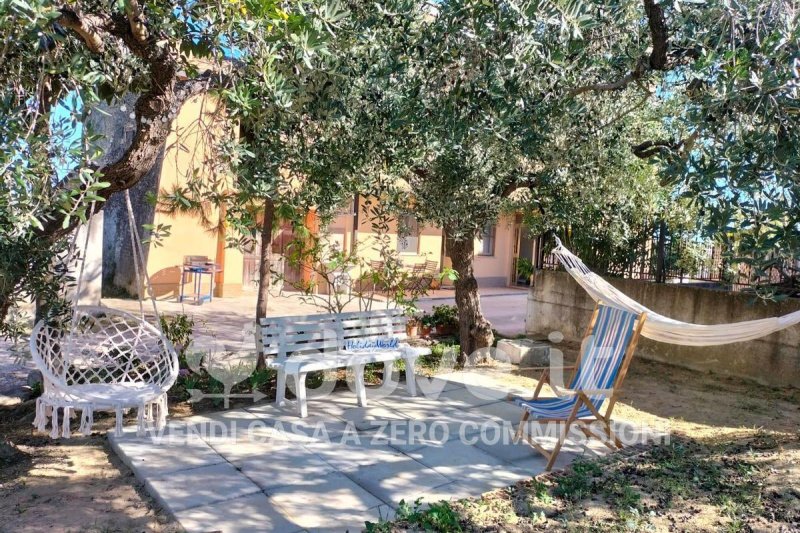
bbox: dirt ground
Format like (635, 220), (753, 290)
(0, 406), (184, 533)
(1, 353), (799, 533)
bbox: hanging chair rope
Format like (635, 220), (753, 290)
(124, 189), (164, 335)
(66, 201), (97, 362)
(125, 190), (146, 319)
(552, 237), (800, 346)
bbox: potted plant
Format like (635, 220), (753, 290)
(419, 312), (435, 336)
(516, 257), (535, 285)
(431, 304), (459, 336)
(406, 316), (420, 338)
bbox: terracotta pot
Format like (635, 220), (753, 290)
(420, 325), (432, 337)
(435, 324), (457, 336)
(406, 324), (419, 337)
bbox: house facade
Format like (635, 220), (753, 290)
(320, 199), (532, 289)
(100, 92), (248, 299)
(99, 95), (543, 300)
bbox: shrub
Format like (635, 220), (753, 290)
(430, 304), (458, 328)
(159, 313), (194, 369)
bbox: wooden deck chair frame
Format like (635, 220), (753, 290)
(514, 303), (647, 471)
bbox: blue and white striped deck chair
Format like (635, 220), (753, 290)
(509, 303), (647, 470)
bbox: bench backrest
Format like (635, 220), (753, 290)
(259, 309), (408, 361)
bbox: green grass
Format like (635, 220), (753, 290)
(366, 498), (462, 532)
(552, 459), (603, 501)
(365, 435), (794, 532)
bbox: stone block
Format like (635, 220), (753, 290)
(495, 339), (551, 367)
(144, 462), (261, 513)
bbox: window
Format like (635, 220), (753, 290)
(397, 215), (420, 254)
(477, 224), (496, 256)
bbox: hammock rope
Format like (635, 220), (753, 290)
(552, 238), (800, 346)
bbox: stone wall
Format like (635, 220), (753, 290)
(526, 270), (800, 388)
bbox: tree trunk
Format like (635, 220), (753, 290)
(655, 219), (667, 283)
(255, 197), (275, 370)
(0, 10), (220, 328)
(448, 237), (494, 367)
(0, 293), (11, 329)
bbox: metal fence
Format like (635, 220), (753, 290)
(533, 234), (800, 296)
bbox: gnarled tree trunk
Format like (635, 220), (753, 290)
(447, 237), (494, 367)
(0, 7), (220, 327)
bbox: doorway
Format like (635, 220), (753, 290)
(511, 222), (536, 286)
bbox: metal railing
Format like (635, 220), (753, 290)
(531, 235), (800, 296)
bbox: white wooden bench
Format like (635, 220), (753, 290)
(259, 309), (430, 417)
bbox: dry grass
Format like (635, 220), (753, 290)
(369, 350), (800, 533)
(1, 349), (799, 533)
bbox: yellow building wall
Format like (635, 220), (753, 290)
(472, 215), (516, 286)
(354, 199), (442, 269)
(323, 196), (514, 288)
(438, 215), (517, 288)
(146, 94), (245, 299)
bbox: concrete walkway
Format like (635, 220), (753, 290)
(418, 290), (528, 337)
(106, 287), (530, 350)
(110, 370), (662, 532)
(0, 339), (35, 406)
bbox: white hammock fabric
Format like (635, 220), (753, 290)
(552, 239), (800, 346)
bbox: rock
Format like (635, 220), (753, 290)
(27, 370), (43, 388)
(0, 388), (28, 406)
(0, 440), (28, 465)
(495, 339), (551, 367)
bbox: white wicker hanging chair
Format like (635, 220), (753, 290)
(29, 191), (179, 438)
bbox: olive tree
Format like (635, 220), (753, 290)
(344, 0), (800, 363)
(0, 0), (346, 332)
(341, 0), (663, 361)
(564, 0), (800, 291)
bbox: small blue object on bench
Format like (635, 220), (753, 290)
(345, 337), (400, 351)
(259, 309), (429, 417)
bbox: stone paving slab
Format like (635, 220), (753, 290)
(145, 462), (262, 513)
(435, 385), (509, 407)
(407, 438), (524, 488)
(337, 404), (408, 431)
(364, 422), (454, 453)
(190, 408), (270, 433)
(236, 446), (337, 491)
(0, 341), (35, 406)
(472, 427), (541, 463)
(343, 457), (451, 507)
(472, 398), (528, 423)
(305, 434), (410, 472)
(173, 493), (303, 533)
(110, 372), (663, 532)
(267, 471), (385, 530)
(205, 426), (298, 460)
(414, 479), (484, 504)
(412, 376), (466, 394)
(110, 434), (226, 478)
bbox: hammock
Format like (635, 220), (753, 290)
(552, 239), (800, 346)
(30, 190), (178, 438)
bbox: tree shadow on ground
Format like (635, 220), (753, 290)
(511, 341), (800, 438)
